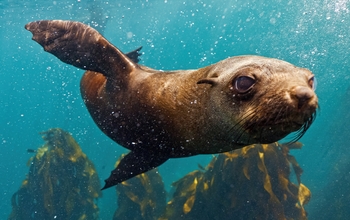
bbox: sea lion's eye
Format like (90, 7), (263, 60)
(308, 75), (317, 91)
(235, 76), (256, 93)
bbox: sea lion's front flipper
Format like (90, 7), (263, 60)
(25, 20), (136, 77)
(102, 149), (169, 190)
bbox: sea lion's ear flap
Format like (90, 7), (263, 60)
(197, 78), (218, 86)
(25, 20), (136, 78)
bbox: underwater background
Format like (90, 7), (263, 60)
(1, 0), (350, 219)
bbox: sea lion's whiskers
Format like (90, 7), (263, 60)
(228, 105), (256, 132)
(228, 106), (259, 144)
(287, 129), (304, 144)
(226, 108), (253, 136)
(286, 112), (316, 143)
(273, 101), (287, 123)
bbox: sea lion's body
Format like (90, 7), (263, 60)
(25, 20), (318, 189)
(81, 68), (214, 155)
(82, 65), (238, 157)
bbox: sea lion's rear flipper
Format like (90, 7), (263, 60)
(102, 150), (169, 190)
(125, 46), (143, 63)
(25, 20), (136, 78)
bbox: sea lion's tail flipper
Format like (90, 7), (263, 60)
(25, 20), (137, 78)
(102, 150), (169, 190)
(125, 46), (143, 63)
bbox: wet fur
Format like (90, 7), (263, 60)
(25, 20), (318, 189)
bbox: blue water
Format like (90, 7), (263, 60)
(1, 0), (350, 219)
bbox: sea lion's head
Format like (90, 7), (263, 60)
(198, 55), (318, 145)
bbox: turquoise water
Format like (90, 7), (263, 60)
(1, 0), (350, 219)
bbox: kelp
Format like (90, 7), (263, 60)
(160, 142), (310, 220)
(113, 155), (166, 220)
(9, 128), (101, 220)
(9, 130), (310, 219)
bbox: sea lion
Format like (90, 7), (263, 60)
(25, 20), (318, 190)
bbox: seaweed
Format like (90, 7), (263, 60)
(113, 155), (167, 220)
(160, 142), (310, 220)
(9, 130), (310, 219)
(8, 128), (101, 220)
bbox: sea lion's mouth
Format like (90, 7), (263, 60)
(229, 110), (317, 145)
(287, 112), (317, 142)
(259, 111), (317, 143)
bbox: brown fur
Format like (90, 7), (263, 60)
(25, 20), (318, 189)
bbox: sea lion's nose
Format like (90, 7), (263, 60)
(294, 86), (314, 109)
